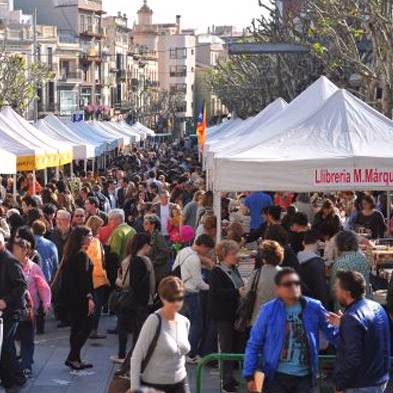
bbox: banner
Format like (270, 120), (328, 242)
(314, 168), (393, 187)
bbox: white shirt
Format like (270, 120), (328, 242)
(160, 204), (170, 236)
(172, 247), (209, 293)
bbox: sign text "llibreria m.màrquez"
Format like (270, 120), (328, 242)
(314, 168), (393, 186)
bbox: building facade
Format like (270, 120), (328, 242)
(132, 0), (196, 132)
(15, 0), (106, 111)
(195, 33), (228, 124)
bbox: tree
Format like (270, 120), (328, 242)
(0, 52), (54, 113)
(301, 0), (393, 117)
(207, 0), (326, 118)
(209, 0), (393, 118)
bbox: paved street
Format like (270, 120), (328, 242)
(0, 315), (222, 393)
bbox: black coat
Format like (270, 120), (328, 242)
(0, 249), (27, 319)
(208, 266), (240, 322)
(298, 256), (329, 308)
(61, 251), (93, 312)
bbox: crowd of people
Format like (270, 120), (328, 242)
(0, 139), (391, 393)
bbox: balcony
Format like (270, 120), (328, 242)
(80, 48), (102, 63)
(117, 69), (126, 80)
(80, 27), (105, 39)
(59, 70), (83, 82)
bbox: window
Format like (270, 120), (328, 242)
(170, 65), (187, 77)
(80, 15), (85, 32)
(169, 48), (187, 59)
(87, 16), (93, 33)
(47, 47), (53, 70)
(170, 83), (187, 94)
(48, 82), (55, 105)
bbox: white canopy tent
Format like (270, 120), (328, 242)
(62, 120), (118, 151)
(36, 119), (98, 160)
(205, 98), (288, 173)
(216, 76), (339, 160)
(0, 149), (17, 174)
(44, 115), (106, 156)
(1, 107), (72, 167)
(214, 89), (393, 192)
(97, 122), (141, 143)
(118, 122), (147, 140)
(84, 121), (126, 148)
(132, 121), (155, 137)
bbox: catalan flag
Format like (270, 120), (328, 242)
(196, 100), (207, 146)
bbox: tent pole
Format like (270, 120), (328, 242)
(55, 167), (60, 181)
(386, 190), (392, 235)
(84, 159), (87, 174)
(213, 191), (222, 242)
(92, 158), (95, 174)
(32, 170), (36, 195)
(70, 161), (74, 177)
(13, 174), (16, 197)
(44, 168), (48, 186)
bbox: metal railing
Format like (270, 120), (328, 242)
(195, 354), (337, 393)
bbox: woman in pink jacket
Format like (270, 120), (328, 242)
(13, 238), (51, 378)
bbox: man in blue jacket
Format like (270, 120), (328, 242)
(328, 270), (390, 393)
(243, 268), (338, 393)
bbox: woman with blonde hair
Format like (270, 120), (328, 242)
(208, 240), (244, 393)
(85, 215), (109, 339)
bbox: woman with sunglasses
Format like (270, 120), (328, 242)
(130, 276), (191, 393)
(60, 225), (95, 370)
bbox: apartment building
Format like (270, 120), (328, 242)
(15, 0), (106, 108)
(132, 0), (196, 131)
(195, 33), (228, 123)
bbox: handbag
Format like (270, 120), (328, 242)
(234, 268), (262, 333)
(108, 264), (137, 314)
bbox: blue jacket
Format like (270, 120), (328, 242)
(35, 235), (59, 282)
(334, 298), (391, 391)
(243, 297), (338, 383)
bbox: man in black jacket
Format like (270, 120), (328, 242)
(297, 230), (329, 308)
(329, 270), (390, 393)
(0, 233), (27, 389)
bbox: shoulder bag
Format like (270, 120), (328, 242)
(234, 268), (262, 333)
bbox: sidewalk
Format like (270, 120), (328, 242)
(0, 314), (226, 393)
(2, 316), (117, 393)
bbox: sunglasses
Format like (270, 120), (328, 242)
(279, 280), (301, 288)
(165, 296), (184, 303)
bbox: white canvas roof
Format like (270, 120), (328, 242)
(0, 117), (51, 171)
(85, 121), (126, 148)
(1, 107), (72, 166)
(0, 149), (16, 174)
(44, 115), (105, 157)
(206, 98), (288, 170)
(62, 120), (118, 151)
(36, 119), (98, 160)
(214, 89), (393, 192)
(89, 121), (131, 146)
(97, 122), (141, 143)
(133, 121), (155, 137)
(118, 122), (147, 140)
(206, 118), (243, 145)
(216, 76), (339, 158)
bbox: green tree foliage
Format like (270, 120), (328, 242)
(0, 52), (54, 113)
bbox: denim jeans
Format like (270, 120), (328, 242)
(93, 286), (107, 331)
(265, 373), (313, 393)
(17, 319), (35, 371)
(183, 292), (203, 357)
(0, 318), (25, 388)
(345, 385), (387, 393)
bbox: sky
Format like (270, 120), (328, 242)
(102, 0), (264, 34)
